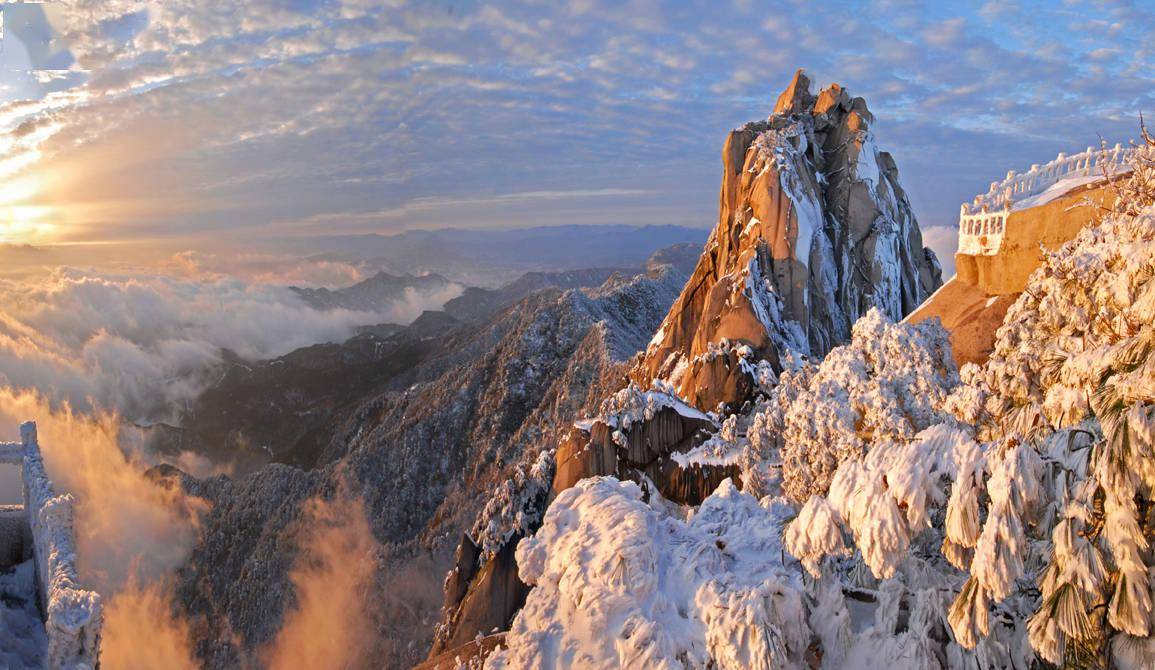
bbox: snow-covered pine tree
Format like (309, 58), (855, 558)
(783, 138), (1155, 668)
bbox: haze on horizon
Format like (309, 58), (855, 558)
(0, 0), (1152, 271)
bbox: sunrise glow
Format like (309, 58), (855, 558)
(0, 3), (1152, 669)
(0, 172), (57, 243)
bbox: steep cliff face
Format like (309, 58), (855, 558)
(637, 70), (941, 410)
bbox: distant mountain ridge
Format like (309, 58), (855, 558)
(290, 271), (458, 313)
(443, 268), (630, 323)
(289, 242), (703, 324)
(274, 224), (708, 286)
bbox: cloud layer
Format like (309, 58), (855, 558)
(0, 267), (451, 422)
(0, 0), (1151, 248)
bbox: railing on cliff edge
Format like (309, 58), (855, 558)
(957, 143), (1136, 256)
(0, 423), (102, 669)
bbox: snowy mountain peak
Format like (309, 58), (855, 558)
(634, 72), (942, 412)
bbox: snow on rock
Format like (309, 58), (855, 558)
(670, 414), (743, 469)
(633, 70), (941, 413)
(742, 255), (810, 358)
(592, 381), (712, 434)
(487, 477), (806, 670)
(470, 449), (555, 563)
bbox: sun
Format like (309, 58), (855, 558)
(0, 175), (59, 244)
(0, 205), (57, 244)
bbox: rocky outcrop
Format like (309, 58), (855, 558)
(430, 534), (528, 656)
(552, 403), (719, 502)
(636, 69), (941, 411)
(903, 279), (1015, 367)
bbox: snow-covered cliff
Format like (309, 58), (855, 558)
(636, 69), (941, 412)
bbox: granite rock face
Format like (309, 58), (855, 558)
(636, 69), (942, 411)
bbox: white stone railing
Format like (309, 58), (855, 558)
(957, 210), (1008, 256)
(19, 422), (103, 670)
(958, 143), (1136, 256)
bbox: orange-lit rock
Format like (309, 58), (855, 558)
(634, 69), (941, 410)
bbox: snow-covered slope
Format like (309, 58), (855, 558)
(169, 265), (687, 669)
(487, 139), (1155, 669)
(489, 478), (803, 670)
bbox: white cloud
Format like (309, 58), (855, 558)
(0, 0), (1150, 245)
(920, 225), (958, 277)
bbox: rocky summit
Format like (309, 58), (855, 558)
(430, 70), (947, 666)
(636, 69), (942, 412)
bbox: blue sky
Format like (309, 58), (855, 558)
(0, 0), (1152, 267)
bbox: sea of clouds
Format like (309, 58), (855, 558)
(0, 261), (459, 423)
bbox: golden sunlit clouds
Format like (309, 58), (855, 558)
(0, 175), (38, 206)
(0, 109), (255, 246)
(0, 126), (203, 247)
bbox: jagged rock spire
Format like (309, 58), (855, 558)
(773, 68), (815, 115)
(634, 71), (942, 411)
